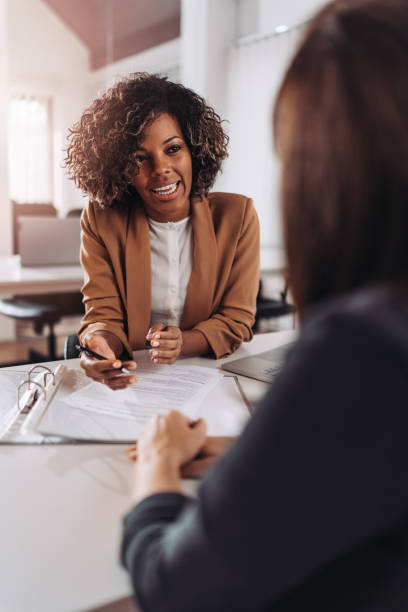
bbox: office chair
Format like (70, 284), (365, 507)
(0, 292), (84, 363)
(0, 202), (84, 363)
(64, 333), (81, 359)
(253, 279), (296, 332)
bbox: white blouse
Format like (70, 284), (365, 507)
(148, 216), (193, 328)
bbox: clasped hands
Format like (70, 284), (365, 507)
(80, 322), (183, 390)
(146, 321), (183, 365)
(128, 411), (235, 498)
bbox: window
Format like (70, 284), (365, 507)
(8, 94), (52, 204)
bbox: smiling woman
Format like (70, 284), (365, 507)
(64, 73), (259, 389)
(131, 113), (193, 222)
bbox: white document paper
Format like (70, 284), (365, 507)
(65, 362), (221, 425)
(36, 359), (250, 441)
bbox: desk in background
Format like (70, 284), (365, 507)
(0, 255), (84, 347)
(0, 255), (83, 297)
(0, 248), (283, 296)
(0, 249), (284, 297)
(0, 330), (295, 612)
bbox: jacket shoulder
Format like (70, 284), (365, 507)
(84, 200), (124, 220)
(206, 192), (255, 225)
(207, 192), (251, 209)
(83, 200), (130, 233)
(302, 285), (408, 368)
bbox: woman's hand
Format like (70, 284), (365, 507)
(138, 411), (207, 468)
(181, 436), (236, 478)
(132, 411), (207, 503)
(128, 435), (236, 479)
(146, 322), (183, 364)
(80, 333), (137, 390)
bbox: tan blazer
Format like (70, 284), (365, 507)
(78, 192), (260, 359)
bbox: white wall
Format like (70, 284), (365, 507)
(7, 0), (89, 82)
(0, 0), (11, 256)
(257, 0), (327, 31)
(236, 0), (327, 37)
(6, 1), (182, 216)
(89, 38), (181, 100)
(7, 0), (91, 215)
(178, 0), (328, 249)
(180, 0), (236, 122)
(4, 0), (328, 229)
(0, 0), (15, 338)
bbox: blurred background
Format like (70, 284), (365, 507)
(0, 0), (325, 363)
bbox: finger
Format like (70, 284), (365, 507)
(151, 355), (177, 365)
(181, 456), (216, 478)
(190, 417), (207, 439)
(104, 373), (137, 387)
(105, 378), (136, 391)
(80, 355), (118, 372)
(150, 348), (179, 360)
(181, 416), (207, 452)
(122, 360), (137, 370)
(151, 329), (181, 341)
(80, 354), (114, 377)
(80, 355), (125, 378)
(86, 334), (116, 360)
(107, 381), (134, 391)
(149, 338), (180, 350)
(80, 356), (137, 384)
(126, 445), (138, 461)
(146, 322), (166, 340)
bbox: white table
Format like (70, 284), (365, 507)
(0, 330), (296, 612)
(0, 255), (83, 297)
(0, 250), (283, 297)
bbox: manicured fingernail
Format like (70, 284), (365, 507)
(154, 359), (159, 363)
(151, 350), (158, 356)
(154, 333), (160, 338)
(151, 341), (159, 347)
(113, 361), (121, 367)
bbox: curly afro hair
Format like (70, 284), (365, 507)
(65, 73), (229, 208)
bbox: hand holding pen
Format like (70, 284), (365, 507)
(78, 334), (137, 391)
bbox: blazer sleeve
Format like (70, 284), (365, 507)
(78, 204), (132, 356)
(121, 308), (408, 611)
(193, 199), (260, 358)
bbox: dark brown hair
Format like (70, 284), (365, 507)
(65, 73), (228, 208)
(274, 0), (408, 314)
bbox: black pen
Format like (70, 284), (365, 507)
(75, 344), (132, 375)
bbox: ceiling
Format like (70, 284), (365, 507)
(42, 0), (180, 70)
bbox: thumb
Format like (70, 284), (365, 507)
(189, 418), (207, 444)
(87, 335), (116, 360)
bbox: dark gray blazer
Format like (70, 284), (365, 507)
(121, 284), (408, 612)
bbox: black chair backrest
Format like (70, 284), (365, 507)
(64, 333), (80, 360)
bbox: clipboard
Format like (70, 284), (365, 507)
(0, 363), (252, 445)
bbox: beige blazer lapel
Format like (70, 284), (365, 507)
(181, 196), (217, 329)
(125, 205), (151, 348)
